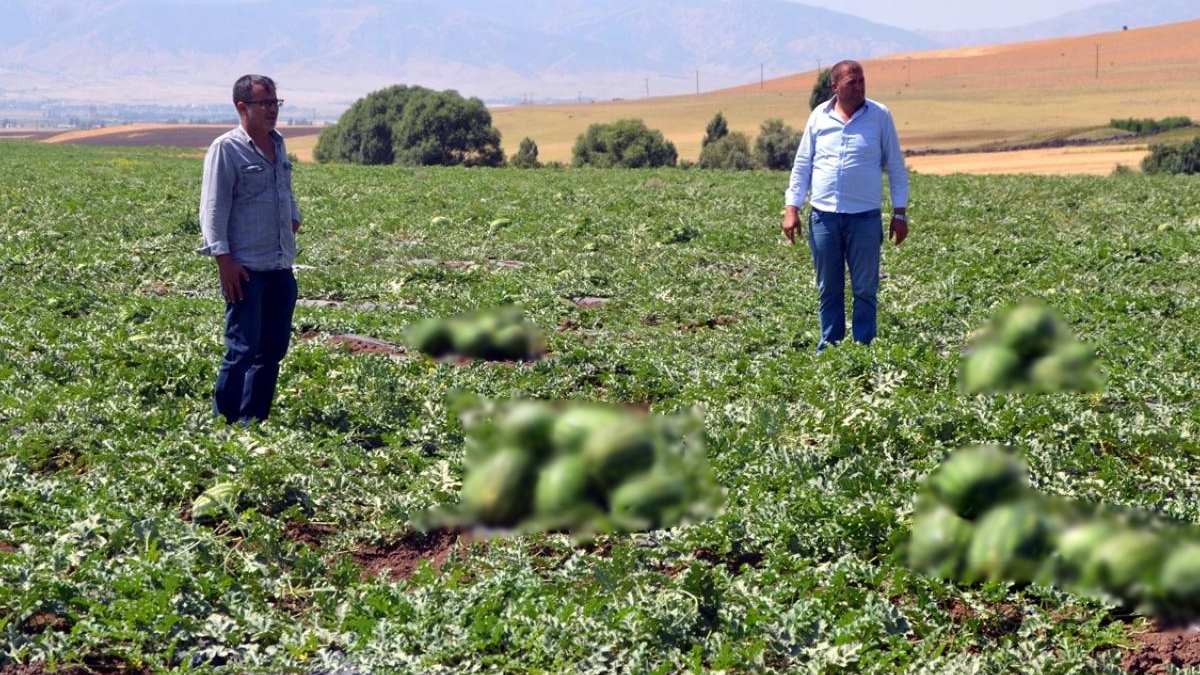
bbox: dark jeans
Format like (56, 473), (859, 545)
(213, 269), (297, 424)
(808, 208), (883, 351)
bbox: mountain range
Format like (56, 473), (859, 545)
(0, 0), (1196, 113)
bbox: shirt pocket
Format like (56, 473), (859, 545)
(235, 164), (271, 202)
(845, 133), (881, 164)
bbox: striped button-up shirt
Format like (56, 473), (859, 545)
(198, 126), (300, 270)
(785, 97), (908, 214)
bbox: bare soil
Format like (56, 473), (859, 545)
(285, 521), (339, 549)
(43, 124), (324, 148)
(353, 529), (468, 581)
(0, 654), (150, 675)
(1121, 623), (1200, 674)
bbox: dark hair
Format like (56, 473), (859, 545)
(232, 74), (276, 104)
(830, 60), (863, 85)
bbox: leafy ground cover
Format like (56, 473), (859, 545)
(2, 142), (1200, 672)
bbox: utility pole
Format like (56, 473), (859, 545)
(645, 78), (650, 98)
(1095, 43), (1100, 79)
(695, 70), (700, 96)
(760, 63), (764, 90)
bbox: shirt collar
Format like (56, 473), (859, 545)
(824, 97), (871, 118)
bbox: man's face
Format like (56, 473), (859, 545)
(237, 82), (279, 134)
(833, 66), (866, 109)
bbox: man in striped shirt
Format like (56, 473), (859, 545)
(782, 60), (909, 351)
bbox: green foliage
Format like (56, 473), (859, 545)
(701, 112), (729, 148)
(1142, 137), (1200, 175)
(1110, 116), (1193, 135)
(314, 85), (505, 167)
(697, 132), (755, 170)
(809, 68), (834, 110)
(4, 141), (1200, 671)
(754, 118), (802, 170)
(571, 118), (677, 168)
(511, 137), (541, 169)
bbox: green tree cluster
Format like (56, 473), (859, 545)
(1110, 117), (1193, 135)
(511, 137), (541, 169)
(314, 85), (505, 167)
(571, 119), (678, 168)
(809, 68), (834, 110)
(1142, 138), (1200, 175)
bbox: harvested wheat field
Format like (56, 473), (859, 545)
(493, 19), (1200, 165)
(908, 144), (1151, 176)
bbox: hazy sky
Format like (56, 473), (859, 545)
(794, 0), (1106, 31)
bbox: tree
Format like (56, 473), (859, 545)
(511, 137), (541, 168)
(702, 112), (729, 148)
(698, 132), (754, 170)
(754, 118), (802, 170)
(809, 68), (833, 110)
(314, 85), (505, 167)
(1142, 138), (1200, 175)
(572, 119), (678, 168)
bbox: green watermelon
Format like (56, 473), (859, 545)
(929, 446), (1028, 519)
(450, 320), (493, 358)
(191, 481), (240, 523)
(407, 318), (453, 357)
(908, 503), (975, 580)
(609, 472), (689, 529)
(965, 501), (1050, 583)
(962, 344), (1020, 394)
(1048, 521), (1116, 585)
(431, 216), (452, 226)
(551, 406), (626, 454)
(998, 304), (1062, 358)
(534, 455), (592, 516)
(1080, 530), (1165, 599)
(582, 422), (656, 490)
(492, 324), (532, 361)
(497, 401), (557, 457)
(1160, 543), (1200, 611)
(460, 447), (534, 526)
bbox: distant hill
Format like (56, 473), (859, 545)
(923, 0), (1200, 47)
(0, 0), (937, 111)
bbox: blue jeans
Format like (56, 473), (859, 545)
(808, 208), (883, 351)
(213, 269), (297, 424)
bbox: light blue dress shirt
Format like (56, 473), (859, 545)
(785, 97), (908, 214)
(198, 126), (301, 271)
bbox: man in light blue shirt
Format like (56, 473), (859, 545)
(199, 74), (301, 424)
(782, 60), (909, 350)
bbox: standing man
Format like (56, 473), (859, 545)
(782, 60), (908, 351)
(199, 74), (301, 424)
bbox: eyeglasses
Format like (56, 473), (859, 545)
(243, 99), (284, 109)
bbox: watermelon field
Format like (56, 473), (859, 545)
(3, 140), (1200, 673)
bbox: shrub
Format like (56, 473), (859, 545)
(1110, 117), (1194, 135)
(571, 119), (677, 168)
(1141, 138), (1200, 175)
(754, 118), (802, 170)
(511, 137), (541, 169)
(314, 85), (505, 166)
(697, 132), (754, 170)
(702, 112), (729, 148)
(810, 68), (834, 110)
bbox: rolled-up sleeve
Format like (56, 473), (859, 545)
(197, 141), (234, 257)
(881, 110), (909, 209)
(784, 115), (817, 208)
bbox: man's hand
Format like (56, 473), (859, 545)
(781, 207), (801, 245)
(292, 220), (301, 234)
(216, 254), (250, 303)
(888, 214), (909, 246)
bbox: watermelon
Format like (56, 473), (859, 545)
(497, 401), (557, 457)
(908, 503), (975, 580)
(450, 320), (492, 358)
(965, 501), (1050, 583)
(492, 324), (532, 361)
(551, 406), (626, 454)
(609, 472), (689, 529)
(407, 318), (453, 357)
(460, 447), (534, 526)
(998, 304), (1062, 358)
(1080, 530), (1165, 599)
(929, 446), (1028, 519)
(962, 344), (1020, 394)
(1160, 543), (1200, 611)
(431, 216), (452, 226)
(191, 481), (240, 523)
(1048, 521), (1116, 585)
(534, 455), (592, 516)
(582, 422), (656, 490)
